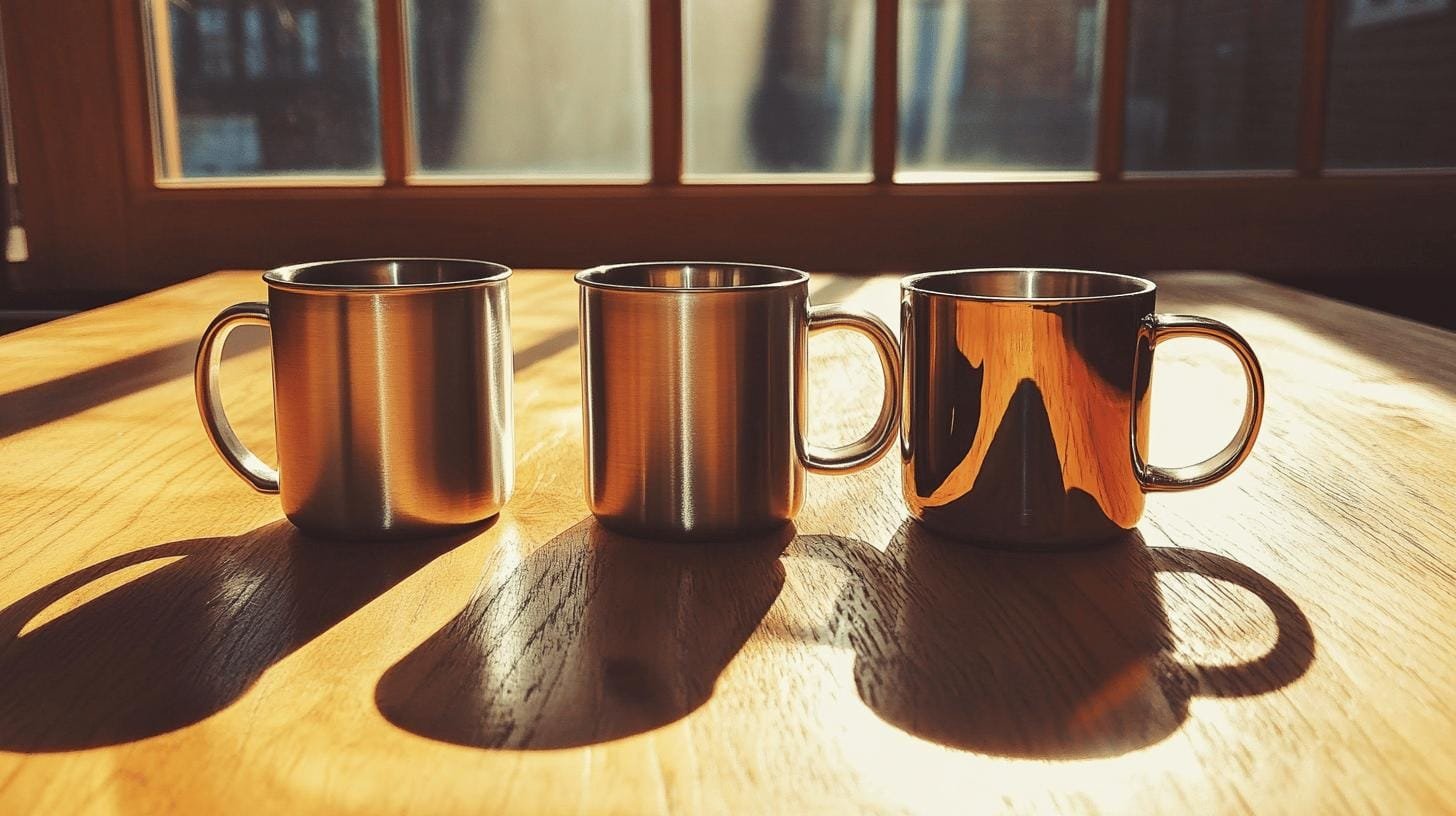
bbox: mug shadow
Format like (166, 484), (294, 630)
(376, 518), (789, 750)
(0, 519), (480, 752)
(792, 522), (1315, 759)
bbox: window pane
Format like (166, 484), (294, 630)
(149, 1), (381, 179)
(899, 0), (1103, 178)
(1326, 0), (1456, 169)
(408, 0), (650, 179)
(683, 0), (874, 179)
(1124, 0), (1304, 172)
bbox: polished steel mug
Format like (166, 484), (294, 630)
(578, 262), (901, 540)
(901, 268), (1264, 547)
(195, 258), (514, 539)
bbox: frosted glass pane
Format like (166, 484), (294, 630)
(1125, 0), (1304, 172)
(1326, 0), (1456, 169)
(684, 0), (875, 179)
(150, 1), (381, 179)
(899, 0), (1102, 177)
(408, 0), (651, 179)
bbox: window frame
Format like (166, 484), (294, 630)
(115, 0), (1393, 194)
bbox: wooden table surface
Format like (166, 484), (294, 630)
(1, 270), (1453, 815)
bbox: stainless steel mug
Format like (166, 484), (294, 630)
(901, 268), (1264, 547)
(577, 262), (901, 540)
(195, 258), (514, 539)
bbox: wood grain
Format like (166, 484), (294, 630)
(0, 270), (1453, 814)
(49, 177), (1456, 297)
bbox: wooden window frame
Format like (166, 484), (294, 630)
(113, 0), (1339, 191)
(3, 0), (1454, 296)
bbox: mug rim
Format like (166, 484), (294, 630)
(264, 258), (512, 293)
(902, 268), (1156, 303)
(575, 261), (810, 293)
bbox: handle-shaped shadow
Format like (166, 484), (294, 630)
(790, 523), (1314, 758)
(0, 520), (474, 752)
(376, 519), (788, 749)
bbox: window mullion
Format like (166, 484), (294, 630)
(872, 0), (898, 184)
(649, 0), (683, 185)
(1096, 0), (1131, 181)
(376, 0), (410, 185)
(1297, 0), (1333, 177)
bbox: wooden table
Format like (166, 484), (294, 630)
(1, 270), (1453, 814)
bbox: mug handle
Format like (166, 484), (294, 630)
(194, 302), (279, 493)
(801, 304), (902, 475)
(1133, 314), (1265, 492)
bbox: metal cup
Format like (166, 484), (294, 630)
(901, 268), (1264, 548)
(577, 262), (901, 540)
(195, 258), (514, 539)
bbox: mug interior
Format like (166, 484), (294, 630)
(266, 258), (511, 290)
(576, 262), (808, 291)
(906, 268), (1154, 301)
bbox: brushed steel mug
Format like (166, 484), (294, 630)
(195, 258), (514, 539)
(902, 268), (1264, 548)
(578, 262), (902, 540)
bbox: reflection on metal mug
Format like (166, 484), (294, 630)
(577, 262), (901, 540)
(901, 268), (1264, 548)
(195, 258), (514, 540)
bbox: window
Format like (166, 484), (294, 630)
(147, 1), (380, 179)
(683, 0), (874, 180)
(1124, 0), (1304, 173)
(6, 0), (1445, 297)
(141, 0), (1456, 185)
(898, 0), (1103, 179)
(1325, 0), (1456, 169)
(406, 0), (651, 180)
